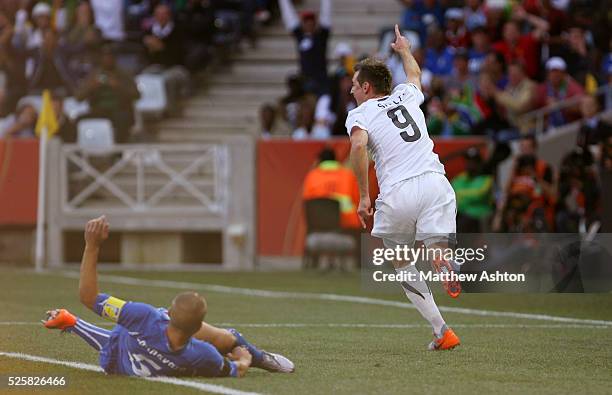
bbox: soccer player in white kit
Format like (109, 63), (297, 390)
(347, 25), (460, 350)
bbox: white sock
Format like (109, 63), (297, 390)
(396, 264), (446, 336)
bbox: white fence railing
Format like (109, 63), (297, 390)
(59, 144), (229, 215)
(518, 84), (611, 136)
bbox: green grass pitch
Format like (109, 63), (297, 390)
(1, 268), (611, 394)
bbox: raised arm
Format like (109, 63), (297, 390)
(278, 0), (300, 32)
(79, 216), (109, 310)
(514, 6), (549, 40)
(319, 0), (332, 29)
(390, 24), (421, 91)
(350, 128), (372, 229)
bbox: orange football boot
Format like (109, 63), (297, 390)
(428, 325), (460, 351)
(43, 309), (77, 330)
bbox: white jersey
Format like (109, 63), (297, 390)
(345, 83), (445, 195)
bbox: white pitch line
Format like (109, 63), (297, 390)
(1, 322), (609, 329)
(0, 351), (261, 395)
(53, 271), (612, 327)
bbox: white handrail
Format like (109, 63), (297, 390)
(60, 144), (229, 214)
(518, 84), (611, 136)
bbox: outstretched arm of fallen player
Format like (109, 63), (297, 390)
(390, 24), (421, 91)
(350, 127), (373, 229)
(79, 215), (109, 310)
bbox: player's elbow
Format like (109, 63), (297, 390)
(79, 288), (96, 310)
(351, 140), (367, 152)
(350, 131), (368, 152)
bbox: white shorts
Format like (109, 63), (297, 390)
(372, 172), (456, 247)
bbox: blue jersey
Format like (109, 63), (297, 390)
(93, 294), (237, 378)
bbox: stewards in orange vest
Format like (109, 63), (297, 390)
(302, 148), (361, 229)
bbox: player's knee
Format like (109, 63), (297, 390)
(218, 328), (239, 351)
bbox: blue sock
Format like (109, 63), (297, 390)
(67, 319), (111, 352)
(228, 328), (264, 366)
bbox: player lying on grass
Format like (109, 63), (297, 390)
(347, 25), (460, 350)
(43, 215), (294, 377)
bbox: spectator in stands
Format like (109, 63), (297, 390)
(399, 0), (425, 41)
(467, 25), (490, 75)
(25, 29), (76, 94)
(576, 95), (611, 149)
(291, 94), (318, 139)
(556, 148), (600, 232)
(491, 61), (536, 133)
(142, 3), (190, 107)
(48, 0), (70, 33)
(552, 25), (598, 88)
(278, 0), (332, 95)
(302, 147), (360, 230)
(516, 135), (555, 197)
(0, 10), (18, 116)
(90, 0), (125, 42)
(492, 8), (550, 79)
(280, 74), (315, 132)
(533, 57), (585, 128)
(463, 0), (486, 32)
(481, 51), (507, 89)
(471, 72), (513, 139)
(496, 135), (555, 231)
(499, 154), (551, 232)
(424, 28), (455, 77)
(52, 90), (76, 142)
(451, 147), (493, 233)
(418, 0), (444, 31)
(327, 69), (355, 136)
(0, 102), (37, 139)
(259, 103), (289, 137)
(63, 1), (102, 82)
(443, 8), (468, 48)
(12, 2), (52, 50)
(76, 46), (140, 143)
(175, 0), (214, 72)
(444, 49), (475, 97)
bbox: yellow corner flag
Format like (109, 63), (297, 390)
(35, 90), (59, 138)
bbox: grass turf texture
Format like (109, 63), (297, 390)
(0, 268), (611, 395)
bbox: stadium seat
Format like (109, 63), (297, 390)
(77, 119), (115, 154)
(134, 74), (168, 132)
(63, 97), (90, 121)
(303, 198), (356, 270)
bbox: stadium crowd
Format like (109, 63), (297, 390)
(0, 0), (277, 141)
(274, 0), (612, 234)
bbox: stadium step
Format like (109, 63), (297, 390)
(156, 0), (399, 143)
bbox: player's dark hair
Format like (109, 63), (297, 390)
(318, 147), (336, 162)
(353, 58), (392, 95)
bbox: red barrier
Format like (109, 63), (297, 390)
(0, 139), (39, 225)
(257, 137), (487, 256)
(0, 137), (488, 252)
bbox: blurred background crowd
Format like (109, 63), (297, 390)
(0, 0), (278, 141)
(268, 0), (612, 236)
(0, 0), (610, 241)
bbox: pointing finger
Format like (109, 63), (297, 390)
(395, 24), (401, 39)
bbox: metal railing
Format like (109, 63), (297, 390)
(518, 84), (611, 136)
(59, 144), (229, 215)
